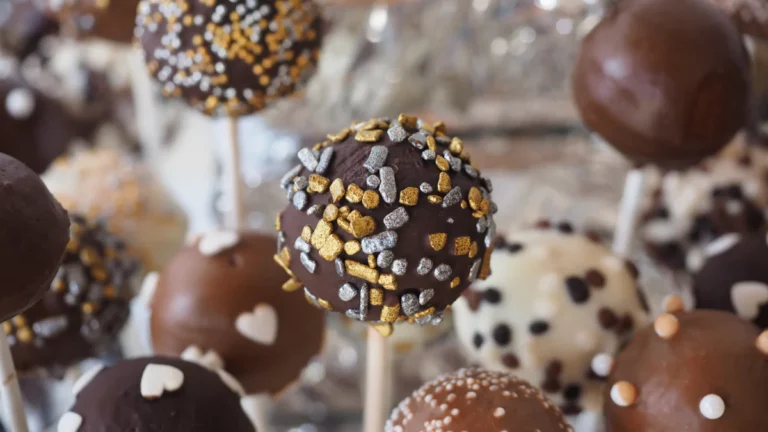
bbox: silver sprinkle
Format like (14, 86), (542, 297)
(364, 146), (388, 173)
(312, 149), (321, 158)
(449, 155), (462, 172)
(346, 309), (362, 320)
(297, 148), (318, 172)
(391, 259), (408, 276)
(366, 175), (381, 189)
(468, 259), (482, 282)
(434, 264), (452, 281)
(315, 147), (334, 174)
(477, 216), (488, 233)
(359, 283), (369, 320)
(464, 164), (478, 178)
(401, 293), (420, 316)
(415, 314), (433, 325)
(431, 312), (444, 325)
(300, 252), (317, 273)
(417, 258), (433, 275)
(304, 287), (320, 308)
(280, 164), (302, 189)
(442, 187), (462, 207)
(436, 135), (451, 145)
(408, 132), (427, 149)
(277, 231), (286, 252)
(32, 315), (68, 338)
(361, 231), (398, 254)
(486, 218), (497, 247)
(419, 289), (434, 305)
(294, 176), (308, 190)
(293, 190), (308, 210)
(286, 188), (296, 201)
(339, 283), (358, 302)
(447, 218), (454, 224)
(387, 124), (407, 143)
(377, 250), (394, 268)
(421, 149), (436, 161)
(379, 167), (397, 204)
(384, 207), (409, 230)
(335, 258), (345, 277)
(420, 183), (433, 194)
(294, 237), (311, 253)
(491, 202), (498, 214)
(306, 204), (323, 216)
(483, 177), (494, 192)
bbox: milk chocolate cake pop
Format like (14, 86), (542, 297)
(8, 214), (139, 375)
(454, 223), (649, 415)
(135, 0), (323, 116)
(0, 0), (59, 59)
(43, 0), (141, 43)
(386, 367), (573, 432)
(58, 356), (256, 432)
(276, 115), (497, 328)
(709, 0), (768, 41)
(572, 0), (750, 169)
(149, 231), (325, 395)
(599, 301), (768, 432)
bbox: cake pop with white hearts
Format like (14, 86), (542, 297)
(453, 222), (649, 416)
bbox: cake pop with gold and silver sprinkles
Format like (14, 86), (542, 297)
(275, 114), (497, 332)
(135, 0), (323, 116)
(453, 222), (649, 416)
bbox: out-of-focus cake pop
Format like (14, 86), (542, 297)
(709, 0), (768, 41)
(572, 0), (750, 169)
(148, 231), (325, 395)
(135, 0), (323, 116)
(43, 0), (141, 43)
(8, 214), (139, 375)
(0, 0), (59, 59)
(453, 223), (649, 415)
(43, 148), (188, 271)
(599, 302), (768, 431)
(386, 367), (573, 432)
(57, 356), (256, 431)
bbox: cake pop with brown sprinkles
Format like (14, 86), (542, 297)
(709, 0), (768, 41)
(57, 356), (256, 432)
(8, 214), (139, 376)
(386, 367), (573, 432)
(572, 0), (750, 169)
(275, 114), (497, 331)
(598, 298), (768, 432)
(135, 0), (323, 116)
(43, 0), (141, 44)
(148, 231), (325, 395)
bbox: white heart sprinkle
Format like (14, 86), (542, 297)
(198, 231), (240, 256)
(139, 272), (159, 307)
(591, 353), (614, 378)
(72, 364), (104, 396)
(5, 87), (35, 119)
(140, 364), (185, 399)
(704, 234), (741, 257)
(180, 345), (224, 371)
(699, 394), (725, 419)
(57, 412), (83, 432)
(235, 304), (278, 345)
(731, 281), (768, 320)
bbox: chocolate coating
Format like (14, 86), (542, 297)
(0, 0), (59, 59)
(277, 115), (497, 325)
(64, 356), (255, 431)
(709, 0), (768, 41)
(604, 310), (768, 431)
(8, 214), (138, 375)
(386, 367), (573, 432)
(151, 231), (325, 395)
(44, 0), (141, 44)
(572, 0), (750, 169)
(0, 152), (69, 322)
(135, 0), (323, 116)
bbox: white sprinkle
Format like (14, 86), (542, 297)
(493, 407), (505, 418)
(57, 412), (83, 432)
(5, 87), (35, 119)
(140, 364), (185, 399)
(699, 394), (725, 419)
(704, 233), (741, 257)
(591, 353), (614, 377)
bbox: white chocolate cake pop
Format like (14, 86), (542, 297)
(453, 222), (649, 415)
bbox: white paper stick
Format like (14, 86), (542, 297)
(363, 326), (391, 432)
(226, 117), (245, 230)
(612, 168), (647, 257)
(0, 335), (28, 432)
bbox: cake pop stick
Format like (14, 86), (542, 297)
(363, 327), (391, 432)
(612, 168), (646, 257)
(227, 117), (246, 230)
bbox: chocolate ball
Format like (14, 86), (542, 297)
(602, 308), (768, 431)
(58, 356), (256, 432)
(0, 0), (59, 59)
(572, 0), (751, 169)
(149, 231), (325, 395)
(8, 214), (139, 375)
(0, 152), (70, 322)
(135, 0), (323, 116)
(709, 0), (768, 41)
(276, 115), (497, 327)
(386, 367), (573, 432)
(43, 0), (141, 44)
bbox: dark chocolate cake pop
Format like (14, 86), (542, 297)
(709, 0), (768, 41)
(599, 302), (768, 431)
(135, 0), (323, 116)
(57, 356), (256, 432)
(8, 214), (139, 375)
(572, 0), (751, 169)
(149, 231), (325, 395)
(0, 152), (70, 322)
(43, 0), (141, 44)
(276, 115), (497, 329)
(0, 0), (59, 59)
(386, 367), (573, 432)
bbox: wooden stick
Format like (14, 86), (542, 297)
(0, 334), (28, 432)
(612, 168), (646, 257)
(227, 117), (246, 230)
(363, 326), (391, 432)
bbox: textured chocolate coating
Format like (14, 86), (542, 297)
(572, 0), (750, 169)
(151, 231), (325, 395)
(8, 214), (138, 375)
(135, 0), (322, 116)
(44, 0), (141, 43)
(709, 0), (768, 41)
(64, 356), (255, 431)
(276, 115), (497, 326)
(386, 367), (573, 432)
(0, 0), (59, 59)
(0, 152), (69, 322)
(604, 310), (768, 431)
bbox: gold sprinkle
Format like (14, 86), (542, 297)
(1, 322), (10, 335)
(351, 216), (376, 238)
(323, 204), (339, 221)
(427, 195), (443, 205)
(461, 200), (468, 209)
(282, 279), (303, 292)
(380, 304), (401, 323)
(337, 218), (352, 234)
(368, 255), (377, 268)
(480, 199), (491, 215)
(454, 236), (471, 255)
(435, 156), (449, 171)
(396, 316), (409, 323)
(307, 174), (330, 194)
(103, 285), (117, 298)
(480, 245), (494, 279)
(449, 137), (464, 155)
(280, 247), (291, 266)
(345, 260), (380, 283)
(91, 266), (108, 282)
(311, 220), (333, 250)
(346, 184), (364, 203)
(372, 323), (393, 337)
(469, 241), (478, 258)
(429, 233), (447, 251)
(426, 135), (437, 151)
(330, 179), (346, 203)
(344, 241), (361, 255)
(301, 226), (312, 243)
(468, 187), (483, 211)
(412, 307), (436, 320)
(358, 119), (388, 131)
(355, 129), (383, 143)
(275, 212), (282, 231)
(317, 298), (333, 311)
(82, 303), (95, 314)
(52, 279), (65, 293)
(319, 234), (344, 261)
(379, 274), (398, 290)
(472, 211), (485, 219)
(362, 190), (380, 209)
(347, 210), (362, 222)
(273, 253), (295, 278)
(370, 288), (384, 306)
(434, 121), (446, 134)
(16, 327), (32, 343)
(422, 122), (436, 135)
(79, 247), (100, 266)
(12, 316), (26, 327)
(398, 114), (418, 130)
(66, 237), (79, 253)
(399, 187), (419, 206)
(339, 206), (350, 218)
(437, 172), (452, 193)
(327, 128), (351, 143)
(450, 277), (461, 288)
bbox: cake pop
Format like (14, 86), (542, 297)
(572, 0), (750, 169)
(0, 0), (59, 59)
(135, 0), (323, 116)
(57, 356), (256, 431)
(386, 367), (573, 432)
(8, 214), (139, 375)
(453, 224), (649, 415)
(276, 115), (497, 327)
(148, 231), (325, 395)
(709, 0), (768, 41)
(43, 0), (141, 43)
